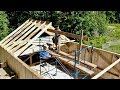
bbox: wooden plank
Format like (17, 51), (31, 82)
(15, 21), (46, 56)
(16, 22), (52, 56)
(47, 29), (88, 41)
(30, 54), (33, 66)
(11, 42), (28, 53)
(24, 21), (46, 40)
(95, 50), (120, 74)
(14, 21), (40, 41)
(48, 50), (94, 75)
(15, 42), (31, 56)
(95, 68), (119, 79)
(0, 46), (43, 79)
(91, 58), (120, 79)
(7, 40), (30, 51)
(54, 50), (97, 68)
(15, 25), (38, 42)
(4, 20), (37, 48)
(31, 22), (52, 40)
(0, 19), (30, 45)
(7, 25), (38, 50)
(2, 20), (32, 47)
(2, 20), (33, 46)
(78, 30), (83, 64)
(97, 67), (119, 78)
(7, 41), (26, 51)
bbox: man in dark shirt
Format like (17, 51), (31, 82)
(52, 26), (61, 51)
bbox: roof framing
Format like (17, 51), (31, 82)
(0, 19), (120, 79)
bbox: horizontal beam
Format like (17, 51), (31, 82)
(47, 29), (88, 41)
(48, 50), (94, 75)
(91, 58), (120, 79)
(53, 50), (97, 68)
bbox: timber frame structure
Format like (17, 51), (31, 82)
(0, 19), (120, 79)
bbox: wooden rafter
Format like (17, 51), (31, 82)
(2, 19), (33, 46)
(4, 20), (37, 48)
(11, 42), (28, 53)
(7, 24), (39, 50)
(15, 22), (52, 56)
(0, 19), (30, 45)
(91, 58), (120, 79)
(12, 21), (46, 55)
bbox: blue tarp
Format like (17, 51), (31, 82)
(39, 51), (51, 60)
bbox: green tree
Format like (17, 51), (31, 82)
(6, 11), (108, 39)
(78, 11), (108, 38)
(105, 11), (116, 23)
(0, 11), (9, 40)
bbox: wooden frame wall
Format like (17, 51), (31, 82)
(59, 42), (120, 79)
(0, 45), (44, 79)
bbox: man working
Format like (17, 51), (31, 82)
(52, 25), (61, 52)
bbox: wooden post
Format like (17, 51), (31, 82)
(78, 30), (83, 63)
(30, 54), (32, 66)
(30, 48), (34, 66)
(57, 33), (61, 53)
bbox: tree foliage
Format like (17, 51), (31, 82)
(105, 11), (116, 23)
(0, 11), (9, 40)
(5, 11), (108, 38)
(1, 11), (120, 49)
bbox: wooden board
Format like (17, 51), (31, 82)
(2, 20), (33, 46)
(24, 21), (46, 40)
(95, 49), (120, 74)
(61, 42), (120, 77)
(91, 58), (120, 79)
(47, 29), (88, 41)
(56, 50), (97, 68)
(0, 45), (44, 79)
(16, 22), (52, 56)
(48, 50), (94, 75)
(7, 26), (37, 51)
(4, 20), (37, 48)
(0, 19), (30, 45)
(15, 22), (47, 56)
(11, 42), (28, 53)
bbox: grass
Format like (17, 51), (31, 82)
(105, 44), (120, 54)
(109, 23), (120, 28)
